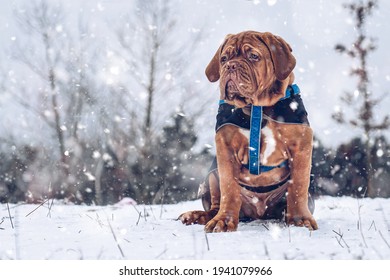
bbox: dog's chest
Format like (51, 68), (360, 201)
(239, 125), (280, 165)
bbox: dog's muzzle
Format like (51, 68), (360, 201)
(225, 80), (240, 100)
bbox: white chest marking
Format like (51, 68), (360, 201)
(239, 128), (250, 140)
(239, 127), (276, 165)
(261, 126), (276, 165)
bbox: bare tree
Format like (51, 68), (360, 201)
(12, 1), (71, 201)
(116, 0), (173, 143)
(12, 0), (103, 201)
(15, 1), (67, 169)
(111, 0), (208, 203)
(115, 0), (204, 140)
(333, 0), (390, 197)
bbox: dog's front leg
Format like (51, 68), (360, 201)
(205, 132), (242, 233)
(285, 125), (318, 230)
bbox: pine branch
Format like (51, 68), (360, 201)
(370, 116), (390, 130)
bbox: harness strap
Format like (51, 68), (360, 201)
(249, 85), (300, 175)
(249, 105), (263, 175)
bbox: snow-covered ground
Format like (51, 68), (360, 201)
(1, 196), (390, 260)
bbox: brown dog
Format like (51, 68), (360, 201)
(179, 31), (318, 232)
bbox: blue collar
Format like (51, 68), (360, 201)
(219, 84), (301, 175)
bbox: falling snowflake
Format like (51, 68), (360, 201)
(289, 101), (298, 111)
(267, 0), (277, 6)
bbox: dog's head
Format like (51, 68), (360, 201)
(206, 31), (296, 107)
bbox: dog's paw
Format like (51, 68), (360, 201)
(178, 210), (218, 225)
(286, 212), (318, 231)
(204, 214), (239, 233)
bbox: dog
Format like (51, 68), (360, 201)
(179, 31), (318, 232)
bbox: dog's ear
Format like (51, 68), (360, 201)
(257, 32), (296, 81)
(205, 34), (232, 82)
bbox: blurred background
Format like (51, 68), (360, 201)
(0, 0), (389, 205)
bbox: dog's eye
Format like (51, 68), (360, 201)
(220, 55), (228, 64)
(249, 53), (259, 61)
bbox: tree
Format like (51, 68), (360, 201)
(130, 111), (213, 204)
(331, 138), (368, 197)
(112, 0), (208, 204)
(14, 1), (67, 173)
(153, 112), (200, 204)
(310, 137), (335, 196)
(332, 0), (389, 197)
(11, 0), (105, 202)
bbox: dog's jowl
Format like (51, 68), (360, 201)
(179, 31), (318, 233)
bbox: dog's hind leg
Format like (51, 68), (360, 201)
(179, 167), (221, 225)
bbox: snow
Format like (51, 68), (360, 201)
(1, 196), (390, 260)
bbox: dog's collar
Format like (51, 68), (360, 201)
(219, 84), (301, 175)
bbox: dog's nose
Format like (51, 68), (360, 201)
(225, 61), (239, 72)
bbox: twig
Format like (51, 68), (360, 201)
(262, 223), (269, 231)
(378, 230), (390, 249)
(368, 220), (377, 231)
(333, 229), (350, 249)
(357, 201), (368, 248)
(379, 206), (390, 229)
(7, 202), (14, 229)
(95, 213), (104, 228)
(204, 233), (210, 251)
(263, 242), (270, 260)
(14, 206), (20, 260)
(333, 230), (345, 248)
(107, 218), (125, 259)
(147, 206), (154, 221)
(155, 246), (168, 259)
(159, 185), (166, 219)
(25, 198), (50, 217)
(85, 214), (93, 220)
(160, 203), (165, 219)
(131, 205), (142, 226)
(334, 237), (344, 248)
(47, 198), (54, 218)
(136, 212), (142, 226)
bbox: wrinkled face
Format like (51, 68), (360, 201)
(219, 33), (275, 107)
(205, 31), (296, 108)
